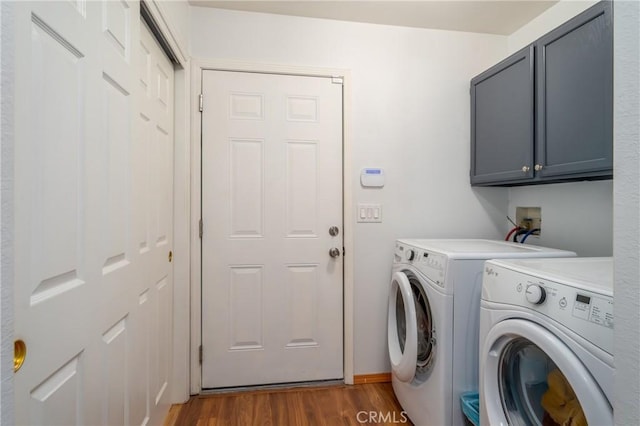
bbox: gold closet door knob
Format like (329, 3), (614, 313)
(14, 340), (26, 373)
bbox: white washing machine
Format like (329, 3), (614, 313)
(388, 239), (576, 426)
(479, 257), (613, 426)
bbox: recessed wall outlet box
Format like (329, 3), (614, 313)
(516, 206), (542, 235)
(357, 204), (382, 223)
(360, 168), (385, 188)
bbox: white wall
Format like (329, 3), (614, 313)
(505, 0), (613, 257)
(190, 8), (509, 374)
(613, 2), (640, 424)
(155, 0), (190, 59)
(507, 0), (598, 53)
(507, 181), (612, 256)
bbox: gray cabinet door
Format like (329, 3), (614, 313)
(536, 1), (613, 179)
(470, 45), (534, 185)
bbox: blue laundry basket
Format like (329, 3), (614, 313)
(460, 392), (480, 426)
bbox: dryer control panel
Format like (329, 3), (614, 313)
(482, 259), (613, 355)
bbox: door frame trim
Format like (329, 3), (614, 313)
(189, 59), (354, 394)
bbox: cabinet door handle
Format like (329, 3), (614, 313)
(521, 166), (531, 173)
(534, 164), (544, 171)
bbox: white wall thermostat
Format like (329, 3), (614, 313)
(360, 168), (385, 188)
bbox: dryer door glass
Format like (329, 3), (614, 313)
(483, 319), (612, 426)
(499, 338), (584, 426)
(395, 272), (435, 381)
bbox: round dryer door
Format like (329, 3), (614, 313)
(482, 319), (612, 426)
(388, 271), (435, 383)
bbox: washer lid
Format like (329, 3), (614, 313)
(397, 239), (576, 260)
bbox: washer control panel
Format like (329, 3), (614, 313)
(395, 242), (446, 287)
(483, 260), (613, 354)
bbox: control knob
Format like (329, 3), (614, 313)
(525, 284), (546, 305)
(406, 249), (416, 261)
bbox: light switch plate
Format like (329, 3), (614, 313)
(357, 203), (382, 223)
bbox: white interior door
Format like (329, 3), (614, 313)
(13, 2), (174, 424)
(135, 18), (176, 424)
(201, 70), (344, 388)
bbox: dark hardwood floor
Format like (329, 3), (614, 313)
(165, 382), (412, 426)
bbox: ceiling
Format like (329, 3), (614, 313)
(188, 1), (559, 35)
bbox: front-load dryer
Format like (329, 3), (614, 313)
(388, 239), (576, 426)
(479, 257), (613, 426)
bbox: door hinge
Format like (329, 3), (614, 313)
(199, 345), (203, 364)
(342, 247), (346, 257)
(199, 219), (203, 238)
(331, 76), (344, 85)
(199, 93), (203, 112)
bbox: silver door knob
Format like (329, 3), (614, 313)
(329, 248), (341, 258)
(522, 166), (531, 173)
(534, 164), (543, 171)
(329, 226), (339, 236)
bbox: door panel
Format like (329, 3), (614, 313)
(286, 141), (319, 236)
(229, 139), (264, 237)
(14, 3), (174, 424)
(285, 265), (320, 347)
(201, 71), (343, 388)
(29, 354), (83, 425)
(28, 10), (86, 306)
(101, 72), (131, 275)
(101, 318), (128, 426)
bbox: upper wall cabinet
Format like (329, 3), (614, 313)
(471, 45), (535, 184)
(470, 1), (612, 186)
